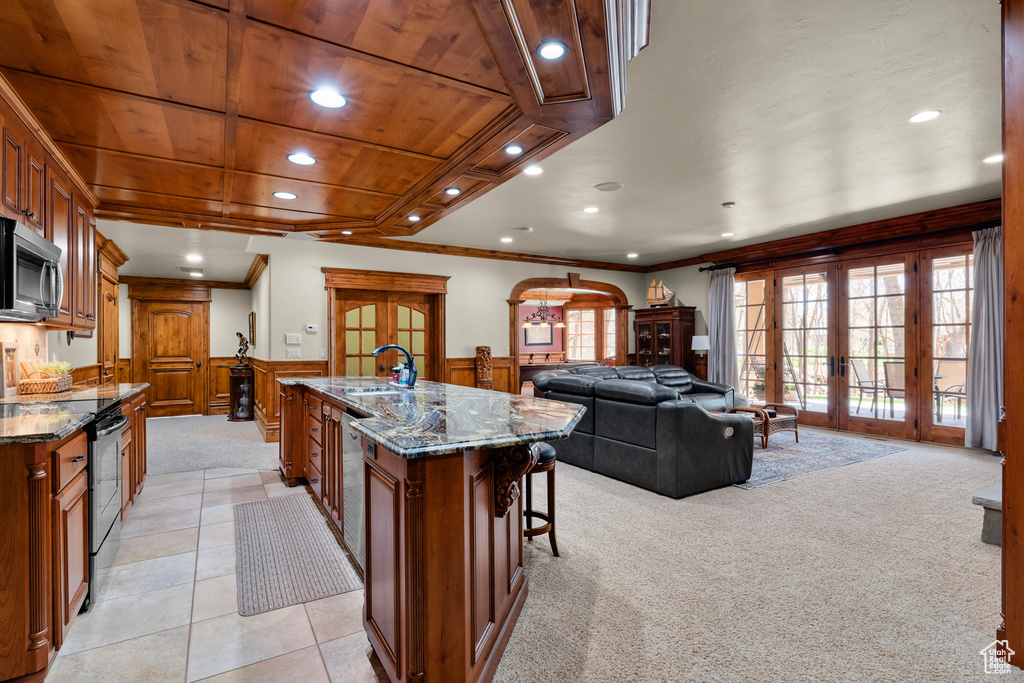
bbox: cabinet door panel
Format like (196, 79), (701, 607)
(2, 125), (23, 219)
(48, 166), (74, 325)
(52, 470), (89, 649)
(25, 150), (45, 234)
(73, 202), (96, 328)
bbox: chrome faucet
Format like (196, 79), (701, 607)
(372, 344), (418, 388)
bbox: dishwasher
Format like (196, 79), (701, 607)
(340, 411), (365, 571)
(84, 403), (129, 610)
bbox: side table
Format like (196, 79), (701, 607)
(728, 404), (799, 448)
(228, 364), (254, 422)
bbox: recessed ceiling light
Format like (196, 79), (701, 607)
(523, 165), (543, 176)
(190, 272), (203, 278)
(583, 207), (598, 213)
(722, 232), (735, 237)
(627, 253), (638, 259)
(273, 191), (297, 200)
(309, 88), (347, 108)
(287, 152), (317, 166)
(722, 202), (736, 209)
(984, 153), (1005, 164)
(445, 188), (461, 196)
(186, 253), (202, 263)
(501, 237), (513, 243)
(908, 110), (941, 123)
(409, 215), (421, 222)
(537, 41), (568, 61)
(504, 144), (524, 155)
(341, 230), (353, 235)
(595, 182), (623, 192)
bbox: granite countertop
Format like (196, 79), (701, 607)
(0, 383), (150, 445)
(278, 377), (585, 458)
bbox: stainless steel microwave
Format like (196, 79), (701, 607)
(0, 218), (63, 322)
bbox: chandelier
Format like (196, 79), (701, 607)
(522, 291), (565, 328)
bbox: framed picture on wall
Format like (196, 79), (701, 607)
(249, 311), (256, 346)
(523, 325), (553, 346)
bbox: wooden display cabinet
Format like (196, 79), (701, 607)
(633, 306), (696, 370)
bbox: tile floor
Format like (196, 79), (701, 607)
(48, 468), (388, 683)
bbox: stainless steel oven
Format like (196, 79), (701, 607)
(84, 403), (128, 610)
(0, 217), (62, 322)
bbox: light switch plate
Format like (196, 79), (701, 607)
(320, 348), (327, 359)
(306, 324), (318, 333)
(285, 333), (300, 344)
(286, 349), (301, 359)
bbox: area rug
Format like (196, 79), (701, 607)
(146, 415), (279, 475)
(234, 494), (362, 616)
(734, 431), (907, 489)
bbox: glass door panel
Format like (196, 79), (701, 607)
(778, 269), (835, 427)
(839, 257), (917, 438)
(636, 320), (653, 366)
(735, 277), (769, 404)
(341, 298), (386, 377)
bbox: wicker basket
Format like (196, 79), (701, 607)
(19, 370), (73, 395)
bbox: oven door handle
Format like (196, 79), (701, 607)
(96, 415), (129, 438)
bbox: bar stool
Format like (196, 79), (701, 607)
(524, 442), (559, 556)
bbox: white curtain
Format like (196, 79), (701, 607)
(707, 267), (738, 387)
(966, 226), (1003, 450)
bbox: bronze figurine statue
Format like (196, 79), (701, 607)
(235, 332), (250, 365)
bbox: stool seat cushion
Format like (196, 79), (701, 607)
(533, 442), (557, 464)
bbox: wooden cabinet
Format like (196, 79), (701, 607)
(228, 365), (254, 421)
(120, 415), (133, 520)
(47, 164), (74, 326)
(1, 114), (45, 235)
(278, 384), (304, 484)
(73, 203), (96, 328)
(131, 394), (148, 497)
(634, 306), (696, 370)
(51, 469), (88, 650)
(322, 402), (343, 526)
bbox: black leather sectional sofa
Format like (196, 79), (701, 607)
(533, 365), (753, 498)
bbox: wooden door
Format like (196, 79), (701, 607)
(390, 292), (439, 381)
(73, 204), (95, 328)
(132, 300), (209, 417)
(837, 254), (919, 439)
(333, 291), (389, 378)
(99, 276), (118, 385)
(47, 165), (74, 325)
(52, 470), (88, 650)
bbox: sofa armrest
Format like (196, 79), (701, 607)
(689, 378), (735, 407)
(655, 401), (754, 497)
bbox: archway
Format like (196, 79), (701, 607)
(508, 273), (632, 393)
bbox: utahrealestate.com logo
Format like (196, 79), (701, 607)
(981, 640), (1016, 674)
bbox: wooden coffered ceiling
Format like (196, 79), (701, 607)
(0, 0), (648, 238)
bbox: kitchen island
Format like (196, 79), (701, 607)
(277, 377), (584, 683)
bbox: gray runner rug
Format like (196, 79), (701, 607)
(734, 431), (906, 489)
(234, 494), (362, 616)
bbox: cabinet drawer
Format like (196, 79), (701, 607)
(308, 460), (323, 500)
(307, 436), (322, 473)
(306, 393), (323, 416)
(55, 431), (88, 492)
(308, 414), (322, 444)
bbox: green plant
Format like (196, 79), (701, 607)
(38, 361), (72, 377)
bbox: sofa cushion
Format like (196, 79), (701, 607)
(546, 374), (601, 396)
(531, 369), (570, 392)
(614, 367), (657, 382)
(548, 392), (594, 434)
(651, 365), (694, 393)
(550, 432), (594, 470)
(686, 393), (729, 412)
(570, 366), (619, 380)
(594, 437), (658, 491)
(594, 379), (678, 405)
(594, 397), (658, 449)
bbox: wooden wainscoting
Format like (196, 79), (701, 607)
(445, 356), (515, 393)
(208, 357), (237, 416)
(251, 358), (329, 442)
(70, 364), (100, 387)
(117, 358), (131, 384)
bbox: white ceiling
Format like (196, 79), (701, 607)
(393, 0), (1003, 266)
(97, 221), (256, 281)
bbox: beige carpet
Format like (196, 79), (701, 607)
(494, 429), (1020, 682)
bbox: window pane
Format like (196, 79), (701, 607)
(934, 325), (968, 358)
(361, 305), (375, 328)
(933, 291), (968, 326)
(397, 305), (410, 328)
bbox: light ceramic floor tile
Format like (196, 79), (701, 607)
(198, 521), (235, 550)
(121, 508), (202, 539)
(130, 492), (204, 519)
(192, 645), (329, 683)
(319, 631), (389, 683)
(59, 583), (193, 655)
(265, 481), (308, 498)
(137, 479), (206, 501)
(146, 471), (205, 487)
(260, 470), (286, 485)
(196, 544), (236, 581)
(200, 503), (236, 526)
(185, 605), (316, 682)
(304, 590), (364, 643)
(205, 467), (259, 479)
(47, 625), (189, 683)
(191, 573), (238, 623)
(203, 473), (264, 492)
(114, 528), (199, 566)
(202, 485), (267, 508)
(99, 552), (196, 602)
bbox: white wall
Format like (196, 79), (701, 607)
(645, 264), (712, 334)
(47, 329), (97, 366)
(245, 235), (648, 361)
(210, 289), (253, 357)
(250, 267), (271, 360)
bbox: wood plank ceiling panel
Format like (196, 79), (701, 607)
(61, 146), (225, 200)
(236, 21), (511, 158)
(245, 0), (509, 94)
(229, 173), (395, 219)
(94, 186), (224, 216)
(0, 0), (228, 111)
